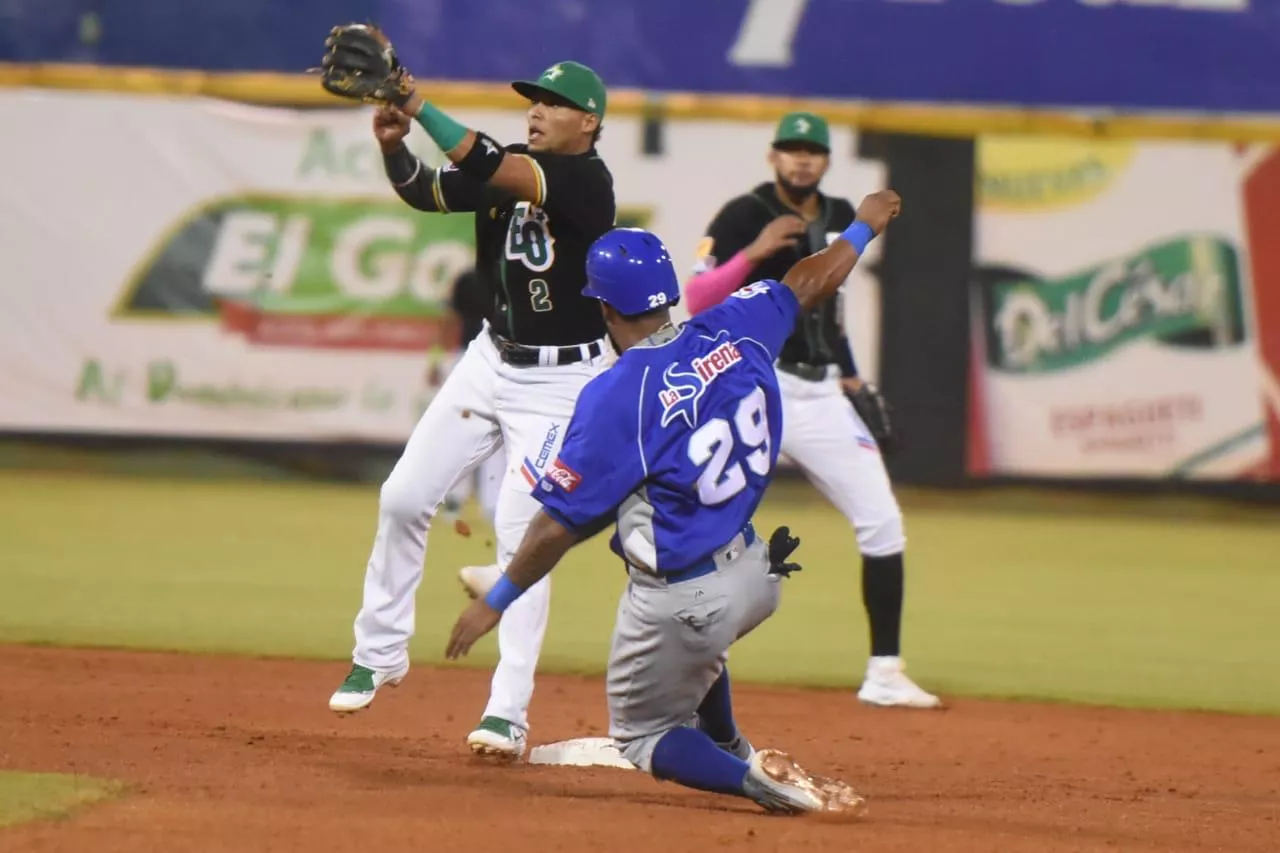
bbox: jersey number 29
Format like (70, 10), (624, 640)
(687, 386), (771, 506)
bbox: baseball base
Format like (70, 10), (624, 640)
(526, 737), (636, 770)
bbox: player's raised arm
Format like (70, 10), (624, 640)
(373, 107), (482, 214)
(685, 208), (805, 316)
(399, 91), (537, 201)
(319, 28), (604, 210)
(399, 61), (605, 207)
(781, 190), (901, 312)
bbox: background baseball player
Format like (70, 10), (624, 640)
(446, 195), (903, 811)
(683, 112), (940, 709)
(318, 28), (617, 757)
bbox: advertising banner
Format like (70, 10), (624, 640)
(0, 89), (885, 444)
(5, 0), (1278, 113)
(969, 137), (1280, 481)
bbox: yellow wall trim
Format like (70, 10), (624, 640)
(4, 62), (1280, 142)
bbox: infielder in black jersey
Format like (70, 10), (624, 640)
(327, 60), (620, 758)
(684, 112), (940, 709)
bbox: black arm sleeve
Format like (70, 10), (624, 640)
(383, 146), (436, 211)
(383, 145), (483, 213)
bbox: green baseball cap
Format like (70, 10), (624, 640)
(773, 111), (830, 152)
(512, 61), (607, 118)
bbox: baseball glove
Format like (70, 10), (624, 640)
(316, 23), (415, 107)
(846, 381), (901, 455)
(767, 526), (803, 578)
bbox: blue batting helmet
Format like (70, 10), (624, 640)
(583, 228), (681, 317)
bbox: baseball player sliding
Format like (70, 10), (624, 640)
(317, 27), (617, 757)
(446, 187), (902, 813)
(684, 113), (939, 709)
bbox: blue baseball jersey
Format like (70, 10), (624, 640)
(534, 279), (800, 573)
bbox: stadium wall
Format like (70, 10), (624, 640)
(2, 58), (1278, 499)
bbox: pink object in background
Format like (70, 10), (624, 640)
(684, 251), (755, 316)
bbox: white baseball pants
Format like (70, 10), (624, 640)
(351, 322), (610, 729)
(445, 446), (506, 525)
(776, 368), (907, 557)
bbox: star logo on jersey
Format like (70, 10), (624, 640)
(481, 138), (499, 156)
(658, 331), (744, 429)
(794, 117), (811, 134)
(544, 64), (564, 81)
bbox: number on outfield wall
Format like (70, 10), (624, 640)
(728, 0), (809, 67)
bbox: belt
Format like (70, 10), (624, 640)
(776, 360), (840, 382)
(662, 523), (757, 584)
(489, 326), (605, 368)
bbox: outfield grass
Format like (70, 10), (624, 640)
(2, 469), (1279, 714)
(0, 772), (120, 828)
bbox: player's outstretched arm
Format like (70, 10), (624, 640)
(401, 92), (545, 205)
(684, 212), (805, 315)
(445, 510), (576, 660)
(782, 190), (901, 312)
(317, 27), (534, 204)
(372, 106), (442, 211)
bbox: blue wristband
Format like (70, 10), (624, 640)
(839, 221), (876, 256)
(483, 574), (525, 613)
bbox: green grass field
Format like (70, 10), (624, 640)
(2, 468), (1279, 714)
(0, 772), (120, 828)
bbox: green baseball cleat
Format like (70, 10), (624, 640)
(328, 663), (408, 714)
(466, 716), (528, 760)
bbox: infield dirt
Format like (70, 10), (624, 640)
(1, 646), (1276, 852)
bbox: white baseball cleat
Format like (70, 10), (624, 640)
(328, 663), (408, 713)
(467, 716), (528, 761)
(743, 749), (867, 816)
(458, 564), (502, 600)
(857, 656), (943, 709)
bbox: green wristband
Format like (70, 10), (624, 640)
(415, 101), (468, 153)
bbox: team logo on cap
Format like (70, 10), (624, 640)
(794, 117), (811, 134)
(544, 64), (564, 80)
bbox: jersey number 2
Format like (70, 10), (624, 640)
(529, 279), (553, 312)
(687, 386), (771, 506)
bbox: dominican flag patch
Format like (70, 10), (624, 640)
(521, 458), (540, 486)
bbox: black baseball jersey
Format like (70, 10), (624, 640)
(695, 183), (859, 373)
(388, 144), (615, 347)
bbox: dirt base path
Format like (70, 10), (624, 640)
(0, 647), (1276, 853)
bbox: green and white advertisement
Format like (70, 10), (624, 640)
(970, 137), (1272, 480)
(0, 89), (884, 443)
